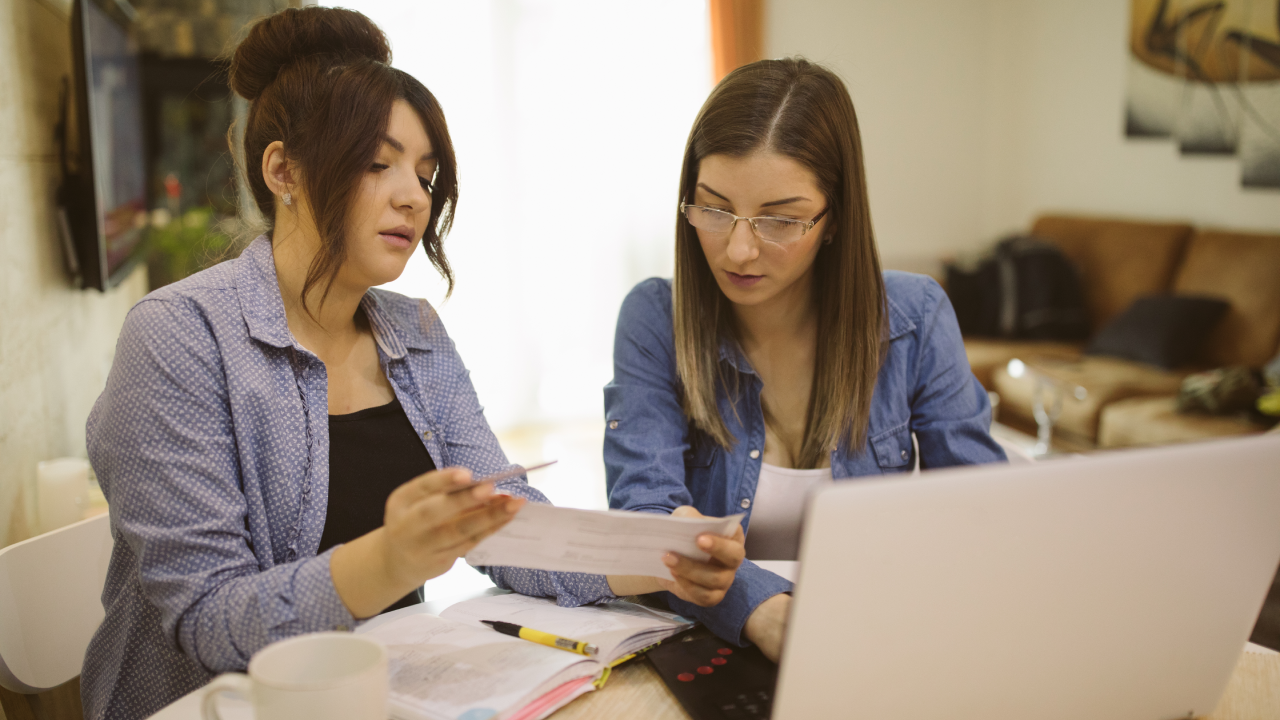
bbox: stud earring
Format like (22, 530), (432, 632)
(282, 192), (292, 206)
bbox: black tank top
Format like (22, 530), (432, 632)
(321, 397), (436, 613)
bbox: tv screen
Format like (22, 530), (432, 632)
(68, 0), (148, 290)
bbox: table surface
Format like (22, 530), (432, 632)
(154, 602), (1280, 720)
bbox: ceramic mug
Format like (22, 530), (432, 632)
(201, 632), (388, 720)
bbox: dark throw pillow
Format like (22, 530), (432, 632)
(1085, 295), (1230, 369)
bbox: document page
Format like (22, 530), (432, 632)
(363, 613), (596, 720)
(465, 503), (744, 579)
(439, 592), (693, 659)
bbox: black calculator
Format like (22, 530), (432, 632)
(646, 632), (778, 719)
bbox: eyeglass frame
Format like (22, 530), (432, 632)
(679, 201), (830, 245)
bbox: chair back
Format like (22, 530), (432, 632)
(0, 513), (112, 693)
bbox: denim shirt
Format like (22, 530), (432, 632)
(604, 274), (1006, 645)
(82, 237), (613, 720)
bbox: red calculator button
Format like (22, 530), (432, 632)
(697, 666), (714, 675)
(677, 673), (695, 682)
(717, 648), (732, 655)
(711, 657), (727, 665)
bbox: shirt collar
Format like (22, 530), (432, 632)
(361, 290), (435, 357)
(715, 293), (916, 374)
(234, 235), (432, 357)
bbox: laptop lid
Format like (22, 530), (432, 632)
(775, 434), (1280, 720)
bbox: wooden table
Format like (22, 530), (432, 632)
(152, 637), (1278, 720)
(152, 580), (1280, 720)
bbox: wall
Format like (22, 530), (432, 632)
(765, 0), (992, 272)
(978, 0), (1280, 239)
(0, 0), (147, 549)
(765, 0), (1280, 273)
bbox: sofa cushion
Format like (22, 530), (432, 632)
(1172, 229), (1280, 368)
(1085, 295), (1230, 369)
(1097, 396), (1268, 448)
(964, 339), (1083, 390)
(992, 355), (1188, 443)
(1030, 215), (1193, 333)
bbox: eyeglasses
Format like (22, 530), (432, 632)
(680, 201), (829, 245)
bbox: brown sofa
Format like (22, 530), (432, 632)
(964, 214), (1280, 450)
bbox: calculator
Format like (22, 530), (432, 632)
(646, 632), (778, 719)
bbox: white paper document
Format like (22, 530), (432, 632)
(465, 503), (744, 579)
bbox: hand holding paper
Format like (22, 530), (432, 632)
(465, 502), (744, 580)
(650, 505), (746, 608)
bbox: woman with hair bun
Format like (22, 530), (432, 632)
(604, 58), (1006, 661)
(81, 8), (743, 719)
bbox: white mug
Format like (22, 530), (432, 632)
(201, 632), (388, 720)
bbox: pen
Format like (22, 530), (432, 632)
(480, 620), (598, 656)
(447, 460), (558, 496)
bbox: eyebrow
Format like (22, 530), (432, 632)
(695, 183), (810, 208)
(382, 135), (436, 162)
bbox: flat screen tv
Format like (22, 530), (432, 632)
(64, 0), (148, 291)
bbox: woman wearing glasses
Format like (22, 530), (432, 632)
(604, 58), (1006, 661)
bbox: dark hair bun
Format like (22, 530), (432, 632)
(229, 6), (391, 101)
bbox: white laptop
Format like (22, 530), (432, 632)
(775, 433), (1280, 720)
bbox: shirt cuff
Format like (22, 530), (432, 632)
(300, 547), (360, 631)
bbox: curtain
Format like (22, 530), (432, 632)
(709, 0), (764, 82)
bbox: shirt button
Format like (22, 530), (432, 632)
(740, 498), (751, 509)
(608, 420), (619, 430)
(335, 624), (351, 632)
(900, 449), (909, 461)
(749, 449), (760, 459)
(423, 430), (433, 440)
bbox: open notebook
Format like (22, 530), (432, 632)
(362, 593), (693, 720)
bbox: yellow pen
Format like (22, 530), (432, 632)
(480, 620), (598, 656)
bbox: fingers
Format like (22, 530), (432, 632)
(398, 471), (504, 529)
(664, 551), (736, 590)
(695, 531), (745, 570)
(416, 467), (474, 495)
(391, 467), (472, 509)
(436, 495), (526, 552)
(653, 511), (744, 606)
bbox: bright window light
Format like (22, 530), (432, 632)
(338, 0), (712, 431)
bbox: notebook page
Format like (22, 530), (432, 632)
(363, 613), (597, 720)
(439, 593), (693, 660)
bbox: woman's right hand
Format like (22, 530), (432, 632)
(381, 467), (525, 586)
(331, 467), (524, 618)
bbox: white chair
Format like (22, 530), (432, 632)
(0, 513), (113, 717)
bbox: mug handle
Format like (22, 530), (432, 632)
(201, 672), (254, 720)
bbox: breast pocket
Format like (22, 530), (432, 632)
(870, 425), (913, 473)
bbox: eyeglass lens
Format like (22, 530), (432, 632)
(683, 206), (807, 243)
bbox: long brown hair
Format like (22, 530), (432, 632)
(227, 7), (459, 311)
(673, 57), (886, 468)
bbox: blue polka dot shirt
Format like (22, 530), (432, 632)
(81, 237), (615, 720)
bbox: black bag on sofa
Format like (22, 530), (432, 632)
(945, 236), (1089, 341)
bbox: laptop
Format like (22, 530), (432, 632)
(774, 433), (1280, 720)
